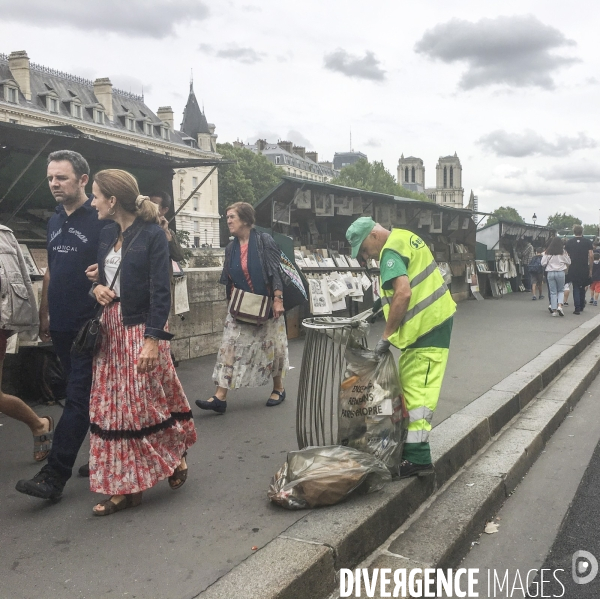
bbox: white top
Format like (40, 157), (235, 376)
(541, 251), (571, 272)
(104, 246), (122, 296)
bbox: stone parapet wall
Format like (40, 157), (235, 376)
(168, 267), (227, 361)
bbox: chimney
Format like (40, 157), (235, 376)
(256, 139), (267, 152)
(8, 51), (31, 101)
(232, 140), (244, 148)
(293, 146), (306, 159)
(306, 151), (318, 163)
(157, 106), (174, 130)
(278, 140), (293, 153)
(93, 78), (113, 121)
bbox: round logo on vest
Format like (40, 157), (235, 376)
(386, 259), (395, 268)
(410, 234), (425, 250)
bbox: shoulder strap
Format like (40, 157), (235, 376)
(107, 225), (145, 292)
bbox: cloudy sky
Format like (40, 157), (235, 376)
(2, 0), (598, 226)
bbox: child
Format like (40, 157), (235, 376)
(528, 248), (544, 300)
(591, 252), (600, 306)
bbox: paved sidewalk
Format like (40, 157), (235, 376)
(0, 294), (598, 599)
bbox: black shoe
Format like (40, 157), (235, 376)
(15, 465), (64, 500)
(195, 396), (227, 414)
(539, 295), (544, 299)
(397, 460), (434, 479)
(266, 389), (286, 407)
(574, 310), (581, 315)
(590, 299), (595, 304)
(78, 462), (90, 477)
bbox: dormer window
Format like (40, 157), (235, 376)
(144, 121), (153, 136)
(4, 85), (18, 103)
(71, 102), (82, 119)
(48, 97), (59, 113)
(126, 117), (135, 131)
(94, 109), (104, 124)
(161, 127), (169, 140)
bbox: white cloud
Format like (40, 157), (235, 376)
(415, 15), (579, 90)
(2, 0), (209, 38)
(323, 49), (386, 81)
(477, 130), (596, 157)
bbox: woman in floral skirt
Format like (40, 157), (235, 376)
(89, 169), (196, 516)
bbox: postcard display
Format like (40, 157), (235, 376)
(274, 190), (476, 313)
(484, 226), (552, 298)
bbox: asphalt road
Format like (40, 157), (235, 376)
(460, 352), (600, 598)
(1, 293), (598, 599)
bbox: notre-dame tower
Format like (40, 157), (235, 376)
(429, 152), (464, 208)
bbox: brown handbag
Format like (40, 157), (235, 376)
(228, 287), (272, 325)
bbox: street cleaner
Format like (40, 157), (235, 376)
(346, 217), (456, 479)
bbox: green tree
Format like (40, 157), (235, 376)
(216, 143), (282, 214)
(583, 223), (599, 235)
(546, 212), (581, 231)
(486, 206), (525, 226)
(332, 158), (431, 202)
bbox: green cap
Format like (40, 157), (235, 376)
(346, 217), (376, 258)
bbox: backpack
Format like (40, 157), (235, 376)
(528, 255), (543, 274)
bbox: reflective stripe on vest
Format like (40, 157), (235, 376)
(379, 229), (456, 349)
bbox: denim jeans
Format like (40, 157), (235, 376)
(572, 284), (587, 312)
(47, 330), (93, 483)
(547, 271), (565, 311)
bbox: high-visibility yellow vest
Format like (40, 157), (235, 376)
(380, 229), (456, 349)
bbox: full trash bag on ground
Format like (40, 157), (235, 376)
(338, 348), (408, 471)
(268, 445), (391, 509)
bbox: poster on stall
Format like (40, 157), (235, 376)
(173, 276), (190, 315)
(293, 188), (311, 209)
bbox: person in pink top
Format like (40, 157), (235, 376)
(541, 237), (571, 317)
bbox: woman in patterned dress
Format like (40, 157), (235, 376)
(196, 202), (289, 414)
(89, 169), (197, 516)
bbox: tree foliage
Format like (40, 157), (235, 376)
(546, 212), (582, 231)
(583, 223), (599, 235)
(486, 206), (525, 226)
(332, 158), (431, 202)
(216, 143), (282, 214)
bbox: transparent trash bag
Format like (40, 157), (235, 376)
(268, 445), (391, 510)
(338, 348), (408, 471)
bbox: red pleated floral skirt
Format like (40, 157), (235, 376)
(89, 302), (197, 495)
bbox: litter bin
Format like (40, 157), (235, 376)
(296, 309), (371, 449)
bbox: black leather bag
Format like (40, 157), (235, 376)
(72, 227), (144, 356)
(71, 307), (104, 356)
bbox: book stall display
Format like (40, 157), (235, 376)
(254, 177), (478, 315)
(476, 220), (555, 299)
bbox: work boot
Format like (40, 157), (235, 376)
(15, 465), (64, 500)
(397, 460), (434, 479)
(78, 462), (90, 477)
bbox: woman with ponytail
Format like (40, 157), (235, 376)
(89, 169), (196, 516)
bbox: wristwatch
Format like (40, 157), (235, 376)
(274, 294), (283, 300)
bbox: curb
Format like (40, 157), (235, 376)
(196, 315), (600, 599)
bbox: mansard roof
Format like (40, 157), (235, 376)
(180, 81), (210, 138)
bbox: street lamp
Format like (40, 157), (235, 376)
(532, 213), (537, 225)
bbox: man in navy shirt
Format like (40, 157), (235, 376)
(16, 150), (105, 500)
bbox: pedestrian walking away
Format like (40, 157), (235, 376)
(0, 226), (54, 462)
(88, 169), (196, 516)
(197, 202), (289, 415)
(527, 248), (544, 300)
(16, 150), (106, 501)
(541, 237), (570, 317)
(564, 225), (593, 314)
(346, 217), (456, 479)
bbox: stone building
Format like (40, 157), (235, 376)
(234, 139), (338, 182)
(333, 150), (367, 171)
(397, 155), (425, 193)
(0, 50), (220, 246)
(397, 152), (465, 208)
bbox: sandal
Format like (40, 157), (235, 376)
(33, 416), (54, 462)
(92, 492), (142, 516)
(266, 389), (286, 407)
(168, 452), (188, 490)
